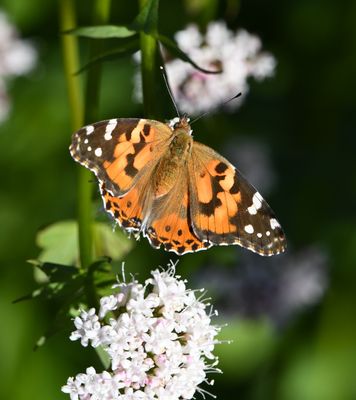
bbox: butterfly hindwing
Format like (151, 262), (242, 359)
(189, 142), (286, 255)
(100, 179), (154, 232)
(144, 172), (209, 254)
(70, 118), (171, 196)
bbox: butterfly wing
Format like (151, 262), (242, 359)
(189, 142), (286, 256)
(144, 171), (209, 254)
(70, 118), (172, 196)
(100, 172), (155, 232)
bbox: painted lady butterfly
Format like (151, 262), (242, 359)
(70, 116), (286, 256)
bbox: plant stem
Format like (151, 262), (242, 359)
(78, 0), (111, 273)
(60, 0), (112, 273)
(84, 0), (112, 123)
(139, 0), (158, 118)
(59, 0), (93, 269)
(59, 0), (83, 131)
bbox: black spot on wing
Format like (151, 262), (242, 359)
(177, 246), (186, 254)
(143, 124), (151, 137)
(199, 175), (223, 216)
(200, 198), (222, 216)
(164, 243), (173, 251)
(124, 157), (138, 177)
(229, 172), (240, 195)
(124, 141), (146, 177)
(215, 162), (228, 174)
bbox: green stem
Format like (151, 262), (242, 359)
(79, 0), (111, 274)
(59, 0), (92, 269)
(60, 0), (111, 310)
(139, 0), (158, 118)
(59, 0), (83, 131)
(84, 0), (111, 123)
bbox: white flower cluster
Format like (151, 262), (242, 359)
(0, 10), (37, 123)
(62, 265), (221, 400)
(165, 21), (276, 115)
(133, 22), (275, 115)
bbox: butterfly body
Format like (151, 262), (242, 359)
(70, 117), (286, 256)
(154, 124), (192, 197)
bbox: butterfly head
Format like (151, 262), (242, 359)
(168, 115), (192, 136)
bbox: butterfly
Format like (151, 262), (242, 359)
(69, 116), (286, 256)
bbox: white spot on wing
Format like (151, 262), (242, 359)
(270, 218), (280, 230)
(84, 138), (89, 144)
(253, 192), (263, 209)
(248, 205), (257, 215)
(266, 230), (271, 236)
(104, 119), (117, 141)
(95, 147), (102, 157)
(87, 146), (92, 151)
(86, 125), (94, 135)
(247, 192), (263, 215)
(257, 232), (262, 238)
(244, 224), (254, 234)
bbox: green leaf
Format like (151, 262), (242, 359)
(76, 36), (139, 74)
(36, 219), (134, 266)
(66, 25), (136, 39)
(130, 0), (159, 34)
(28, 260), (78, 282)
(37, 220), (79, 266)
(14, 269), (85, 304)
(94, 222), (134, 261)
(13, 287), (47, 303)
(157, 34), (222, 74)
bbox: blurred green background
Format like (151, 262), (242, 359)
(1, 0), (356, 399)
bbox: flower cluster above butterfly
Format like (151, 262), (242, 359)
(70, 116), (286, 256)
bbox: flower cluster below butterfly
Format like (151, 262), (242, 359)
(70, 116), (286, 256)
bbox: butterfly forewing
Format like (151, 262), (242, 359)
(70, 118), (172, 196)
(189, 142), (286, 256)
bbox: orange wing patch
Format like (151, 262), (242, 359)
(70, 118), (171, 196)
(190, 153), (241, 239)
(100, 182), (151, 232)
(190, 142), (286, 255)
(145, 186), (210, 255)
(100, 184), (142, 231)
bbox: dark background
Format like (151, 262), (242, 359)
(1, 0), (356, 399)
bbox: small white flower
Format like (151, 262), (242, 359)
(174, 24), (203, 52)
(70, 308), (101, 347)
(0, 10), (37, 124)
(62, 262), (221, 399)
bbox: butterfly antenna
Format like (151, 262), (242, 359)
(159, 65), (180, 118)
(190, 92), (242, 125)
